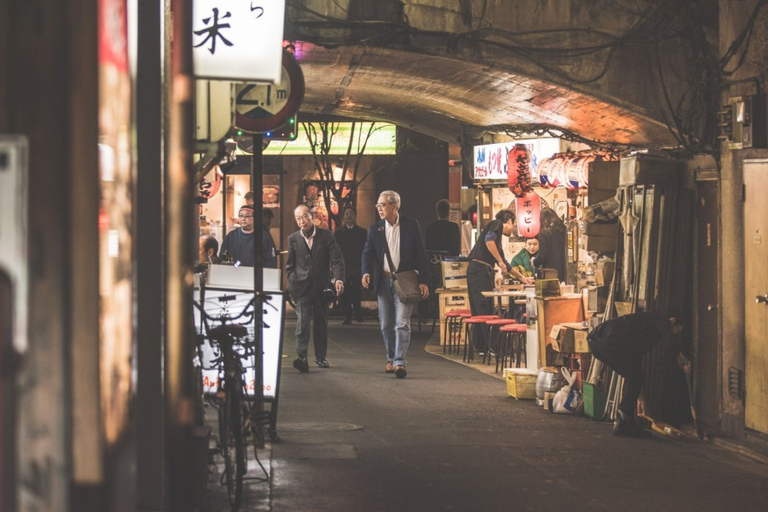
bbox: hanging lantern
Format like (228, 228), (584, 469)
(506, 143), (533, 197)
(536, 157), (555, 188)
(515, 191), (541, 238)
(198, 164), (223, 200)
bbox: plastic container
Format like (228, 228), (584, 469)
(504, 368), (538, 400)
(583, 382), (608, 420)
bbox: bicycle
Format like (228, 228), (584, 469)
(194, 296), (255, 511)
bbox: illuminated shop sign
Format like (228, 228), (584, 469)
(263, 123), (397, 155)
(473, 138), (561, 181)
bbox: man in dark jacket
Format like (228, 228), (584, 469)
(362, 190), (429, 378)
(335, 206), (367, 324)
(588, 311), (691, 437)
(219, 204), (277, 268)
(286, 204), (345, 372)
(425, 199), (461, 256)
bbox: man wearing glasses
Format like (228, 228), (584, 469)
(362, 191), (429, 378)
(219, 204), (277, 268)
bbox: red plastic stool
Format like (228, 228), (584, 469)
(483, 319), (518, 366)
(442, 308), (471, 354)
(462, 316), (496, 362)
(498, 323), (527, 372)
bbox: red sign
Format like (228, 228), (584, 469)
(234, 49), (305, 134)
(516, 191), (541, 238)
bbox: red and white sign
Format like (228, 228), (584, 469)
(516, 191), (541, 238)
(473, 138), (560, 181)
(234, 49), (305, 134)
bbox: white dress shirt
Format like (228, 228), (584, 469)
(384, 214), (400, 272)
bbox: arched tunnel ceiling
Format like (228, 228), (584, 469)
(294, 41), (678, 147)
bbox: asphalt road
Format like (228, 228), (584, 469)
(202, 317), (768, 512)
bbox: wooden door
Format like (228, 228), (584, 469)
(744, 160), (768, 434)
(696, 181), (720, 427)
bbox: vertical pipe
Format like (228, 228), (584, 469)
(136, 0), (165, 509)
(252, 134), (266, 446)
(167, 0), (195, 509)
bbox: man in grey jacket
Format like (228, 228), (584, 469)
(286, 204), (345, 372)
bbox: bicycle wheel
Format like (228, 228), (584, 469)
(219, 380), (245, 510)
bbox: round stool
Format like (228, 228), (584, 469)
(498, 323), (527, 372)
(483, 318), (518, 366)
(442, 309), (471, 354)
(463, 316), (496, 362)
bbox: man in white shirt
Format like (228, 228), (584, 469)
(362, 191), (429, 378)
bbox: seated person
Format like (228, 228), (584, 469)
(199, 235), (219, 265)
(509, 237), (539, 285)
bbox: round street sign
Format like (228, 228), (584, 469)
(234, 49), (305, 134)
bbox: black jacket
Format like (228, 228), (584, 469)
(286, 227), (345, 300)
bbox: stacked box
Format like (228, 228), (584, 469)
(549, 322), (590, 353)
(441, 261), (469, 289)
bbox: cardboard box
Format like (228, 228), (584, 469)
(441, 261), (468, 289)
(549, 322), (590, 353)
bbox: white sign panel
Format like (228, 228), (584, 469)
(0, 136), (28, 352)
(193, 0), (286, 83)
(473, 138), (561, 181)
(194, 289), (284, 399)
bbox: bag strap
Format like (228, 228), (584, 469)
(382, 228), (398, 275)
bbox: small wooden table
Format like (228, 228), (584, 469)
(481, 290), (527, 317)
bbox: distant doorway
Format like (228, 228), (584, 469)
(743, 160), (768, 435)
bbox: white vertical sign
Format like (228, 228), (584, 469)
(193, 0), (286, 83)
(0, 136), (28, 353)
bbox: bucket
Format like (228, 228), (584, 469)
(535, 366), (566, 400)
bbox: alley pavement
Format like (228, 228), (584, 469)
(202, 316), (768, 512)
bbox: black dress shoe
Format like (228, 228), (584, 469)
(355, 314), (364, 323)
(293, 357), (309, 373)
(341, 318), (352, 325)
(613, 411), (651, 438)
(315, 358), (330, 368)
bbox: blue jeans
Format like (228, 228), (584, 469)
(377, 278), (415, 366)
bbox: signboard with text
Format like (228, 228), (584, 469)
(473, 138), (561, 181)
(193, 0), (285, 83)
(194, 289), (284, 400)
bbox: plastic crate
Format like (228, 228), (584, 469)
(583, 382), (608, 420)
(504, 368), (538, 400)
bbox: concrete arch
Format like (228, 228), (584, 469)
(287, 0), (717, 147)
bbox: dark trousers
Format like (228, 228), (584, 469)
(295, 293), (329, 360)
(590, 335), (644, 417)
(467, 261), (494, 349)
(339, 277), (362, 320)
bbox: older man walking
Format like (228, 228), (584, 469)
(362, 190), (429, 378)
(286, 204), (345, 372)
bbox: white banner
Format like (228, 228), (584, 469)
(193, 0), (285, 83)
(473, 138), (562, 181)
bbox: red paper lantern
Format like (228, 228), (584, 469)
(506, 143), (533, 198)
(198, 165), (223, 199)
(515, 191), (541, 238)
